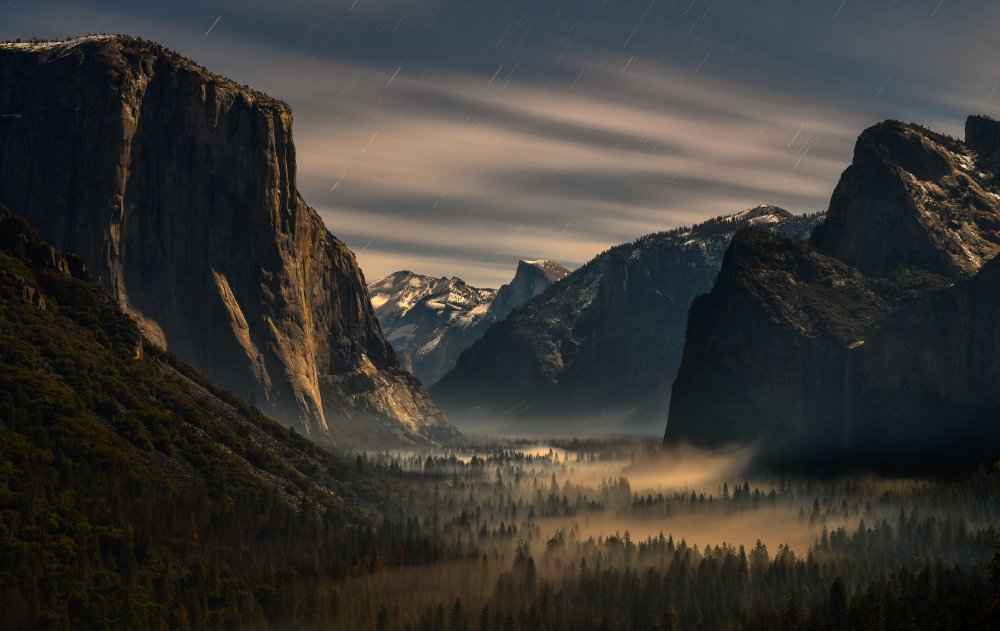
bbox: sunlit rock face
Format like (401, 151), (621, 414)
(488, 259), (571, 323)
(369, 259), (568, 386)
(431, 206), (821, 434)
(666, 117), (1000, 471)
(0, 35), (458, 448)
(811, 120), (1000, 278)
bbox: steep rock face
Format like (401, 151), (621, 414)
(666, 117), (1000, 470)
(665, 229), (894, 451)
(0, 35), (456, 447)
(431, 206), (821, 434)
(810, 120), (1000, 278)
(856, 253), (1000, 463)
(369, 259), (568, 386)
(0, 201), (371, 511)
(488, 259), (570, 322)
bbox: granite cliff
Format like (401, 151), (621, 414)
(854, 250), (1000, 466)
(0, 202), (403, 625)
(811, 119), (1000, 278)
(489, 259), (570, 322)
(665, 117), (1000, 470)
(0, 35), (456, 448)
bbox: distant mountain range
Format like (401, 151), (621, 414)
(0, 35), (457, 449)
(666, 116), (1000, 471)
(430, 205), (822, 435)
(369, 259), (568, 385)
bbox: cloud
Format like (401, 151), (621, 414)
(291, 52), (860, 284)
(2, 0), (999, 287)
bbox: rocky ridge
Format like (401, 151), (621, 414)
(369, 259), (568, 386)
(665, 117), (1000, 470)
(431, 205), (822, 434)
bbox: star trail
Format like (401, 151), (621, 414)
(2, 0), (998, 286)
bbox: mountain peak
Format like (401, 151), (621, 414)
(368, 270), (498, 385)
(431, 208), (821, 434)
(368, 258), (567, 386)
(516, 258), (571, 283)
(491, 259), (570, 321)
(736, 204), (794, 219)
(681, 205), (815, 242)
(1, 34), (287, 112)
(857, 119), (962, 180)
(714, 204), (795, 228)
(810, 117), (1000, 278)
(667, 116), (1000, 470)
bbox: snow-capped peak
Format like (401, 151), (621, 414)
(368, 259), (567, 385)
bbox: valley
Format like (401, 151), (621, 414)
(320, 440), (1000, 629)
(1, 21), (1000, 630)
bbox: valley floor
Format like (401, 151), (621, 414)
(318, 438), (1000, 630)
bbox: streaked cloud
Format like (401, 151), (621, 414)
(2, 0), (999, 286)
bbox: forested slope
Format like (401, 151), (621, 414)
(0, 204), (415, 628)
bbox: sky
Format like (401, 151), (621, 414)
(2, 0), (999, 287)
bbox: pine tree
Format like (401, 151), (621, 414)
(450, 598), (467, 631)
(828, 577), (848, 630)
(479, 604), (490, 631)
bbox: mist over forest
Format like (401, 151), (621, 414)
(2, 1), (1000, 628)
(322, 441), (1000, 629)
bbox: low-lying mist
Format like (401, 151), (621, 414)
(329, 437), (999, 630)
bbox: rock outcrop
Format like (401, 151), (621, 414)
(431, 206), (821, 434)
(488, 259), (570, 322)
(0, 35), (457, 448)
(369, 259), (568, 386)
(665, 117), (1000, 470)
(665, 229), (896, 451)
(810, 120), (1000, 278)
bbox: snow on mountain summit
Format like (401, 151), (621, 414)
(369, 260), (568, 385)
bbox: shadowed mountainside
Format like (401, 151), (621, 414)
(666, 117), (1000, 471)
(0, 203), (410, 626)
(432, 206), (822, 435)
